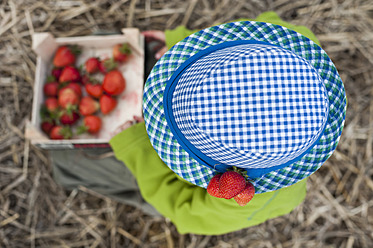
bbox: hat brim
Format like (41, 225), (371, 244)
(143, 21), (346, 194)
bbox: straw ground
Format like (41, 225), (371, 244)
(0, 0), (372, 247)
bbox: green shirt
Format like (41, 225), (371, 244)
(110, 123), (307, 235)
(110, 12), (321, 235)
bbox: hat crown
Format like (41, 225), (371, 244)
(145, 21), (346, 192)
(167, 42), (329, 176)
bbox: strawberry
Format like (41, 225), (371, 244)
(79, 96), (100, 116)
(207, 174), (223, 198)
(45, 97), (59, 112)
(81, 75), (91, 85)
(78, 115), (102, 134)
(40, 120), (56, 135)
(49, 126), (73, 140)
(234, 182), (255, 206)
(51, 68), (62, 81)
(113, 43), (131, 62)
(62, 82), (82, 97)
(99, 94), (117, 114)
(98, 58), (117, 74)
(102, 70), (126, 96)
(85, 83), (103, 98)
(59, 66), (81, 83)
(53, 45), (80, 68)
(59, 111), (80, 125)
(218, 171), (246, 199)
(43, 81), (59, 97)
(58, 88), (80, 109)
(85, 57), (100, 74)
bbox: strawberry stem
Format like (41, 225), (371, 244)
(76, 125), (88, 135)
(119, 43), (131, 55)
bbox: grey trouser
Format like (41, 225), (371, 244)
(50, 148), (160, 216)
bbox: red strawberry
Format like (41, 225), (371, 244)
(43, 81), (59, 97)
(102, 70), (126, 96)
(85, 57), (100, 74)
(62, 82), (82, 97)
(59, 111), (80, 125)
(218, 171), (246, 199)
(40, 120), (56, 135)
(98, 58), (117, 74)
(113, 43), (131, 62)
(51, 68), (62, 80)
(85, 83), (103, 98)
(59, 66), (81, 83)
(78, 115), (102, 134)
(207, 174), (223, 198)
(45, 97), (59, 112)
(234, 182), (255, 206)
(99, 94), (117, 114)
(81, 75), (90, 85)
(53, 45), (80, 68)
(58, 88), (80, 109)
(79, 96), (100, 116)
(49, 126), (73, 140)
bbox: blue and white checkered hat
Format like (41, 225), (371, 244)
(143, 21), (347, 194)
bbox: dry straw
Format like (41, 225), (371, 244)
(0, 0), (372, 247)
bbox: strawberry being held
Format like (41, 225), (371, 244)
(234, 182), (255, 206)
(207, 174), (223, 198)
(218, 171), (246, 199)
(102, 70), (126, 96)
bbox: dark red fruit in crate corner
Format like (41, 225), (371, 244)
(51, 68), (62, 81)
(40, 120), (56, 135)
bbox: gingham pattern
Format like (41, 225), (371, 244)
(143, 21), (347, 193)
(172, 44), (329, 170)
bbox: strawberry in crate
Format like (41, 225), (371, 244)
(39, 42), (133, 140)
